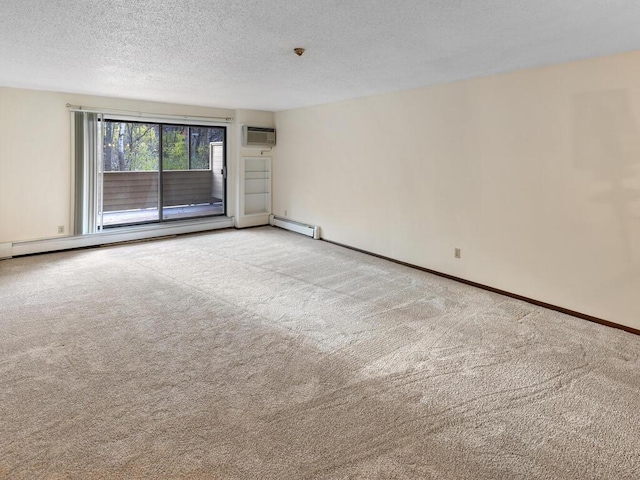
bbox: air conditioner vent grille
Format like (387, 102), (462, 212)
(243, 126), (276, 147)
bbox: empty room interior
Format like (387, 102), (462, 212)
(1, 1), (640, 478)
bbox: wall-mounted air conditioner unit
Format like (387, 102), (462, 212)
(243, 126), (276, 147)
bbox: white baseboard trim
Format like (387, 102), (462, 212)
(269, 215), (320, 239)
(6, 217), (234, 258)
(0, 242), (12, 259)
(236, 213), (270, 229)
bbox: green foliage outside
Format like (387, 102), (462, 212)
(103, 121), (224, 172)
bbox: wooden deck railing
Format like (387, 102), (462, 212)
(103, 170), (220, 212)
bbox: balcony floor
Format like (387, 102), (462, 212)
(102, 203), (224, 227)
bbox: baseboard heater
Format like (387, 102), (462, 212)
(269, 215), (320, 239)
(1, 217), (234, 259)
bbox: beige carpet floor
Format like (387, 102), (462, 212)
(1, 226), (639, 479)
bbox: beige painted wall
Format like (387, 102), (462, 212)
(0, 87), (267, 243)
(274, 51), (640, 330)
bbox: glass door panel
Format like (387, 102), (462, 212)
(101, 121), (160, 227)
(161, 125), (225, 221)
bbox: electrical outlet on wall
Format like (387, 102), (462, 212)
(284, 210), (288, 217)
(454, 248), (461, 259)
(58, 226), (65, 234)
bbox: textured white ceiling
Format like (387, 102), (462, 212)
(1, 0), (640, 111)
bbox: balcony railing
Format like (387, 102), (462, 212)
(102, 170), (221, 212)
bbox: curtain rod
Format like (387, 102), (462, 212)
(66, 104), (234, 123)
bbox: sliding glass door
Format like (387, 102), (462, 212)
(99, 120), (226, 228)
